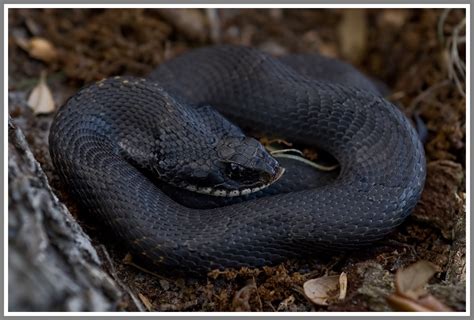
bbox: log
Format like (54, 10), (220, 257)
(8, 117), (122, 311)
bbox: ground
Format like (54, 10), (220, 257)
(8, 8), (466, 312)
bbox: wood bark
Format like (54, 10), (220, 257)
(8, 117), (122, 311)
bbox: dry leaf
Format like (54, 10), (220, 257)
(232, 280), (256, 311)
(395, 260), (439, 300)
(338, 9), (368, 63)
(27, 72), (55, 115)
(277, 295), (295, 311)
(338, 272), (348, 300)
(387, 261), (452, 311)
(387, 291), (453, 312)
(27, 37), (58, 63)
(138, 293), (153, 311)
(381, 9), (410, 28)
(303, 272), (347, 306)
(122, 252), (133, 264)
(386, 293), (434, 312)
(157, 9), (207, 42)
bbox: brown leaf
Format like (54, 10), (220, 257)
(27, 72), (55, 115)
(381, 9), (410, 28)
(387, 293), (434, 312)
(387, 261), (452, 312)
(232, 280), (256, 311)
(387, 292), (453, 312)
(395, 260), (439, 299)
(122, 252), (133, 264)
(338, 9), (368, 64)
(303, 272), (347, 306)
(157, 9), (207, 42)
(27, 37), (58, 63)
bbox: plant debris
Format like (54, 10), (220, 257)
(338, 9), (368, 64)
(387, 261), (452, 311)
(232, 279), (258, 311)
(15, 36), (58, 63)
(303, 272), (347, 306)
(138, 293), (153, 312)
(27, 71), (55, 114)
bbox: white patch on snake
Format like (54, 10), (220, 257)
(186, 185), (197, 192)
(198, 187), (212, 194)
(241, 188), (252, 196)
(229, 190), (240, 197)
(213, 190), (227, 196)
(184, 182), (276, 197)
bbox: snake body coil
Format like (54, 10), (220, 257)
(49, 46), (426, 273)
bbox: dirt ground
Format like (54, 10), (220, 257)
(8, 8), (466, 312)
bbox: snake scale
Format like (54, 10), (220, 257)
(49, 45), (426, 274)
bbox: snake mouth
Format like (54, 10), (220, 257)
(185, 167), (285, 197)
(271, 165), (286, 183)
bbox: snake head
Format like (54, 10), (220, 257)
(173, 135), (284, 197)
(213, 136), (285, 196)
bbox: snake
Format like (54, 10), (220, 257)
(49, 45), (426, 274)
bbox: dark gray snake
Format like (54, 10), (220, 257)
(49, 46), (426, 274)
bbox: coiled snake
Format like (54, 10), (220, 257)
(49, 46), (426, 273)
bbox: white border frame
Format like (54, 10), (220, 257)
(4, 3), (470, 317)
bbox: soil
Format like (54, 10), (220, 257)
(8, 8), (466, 312)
